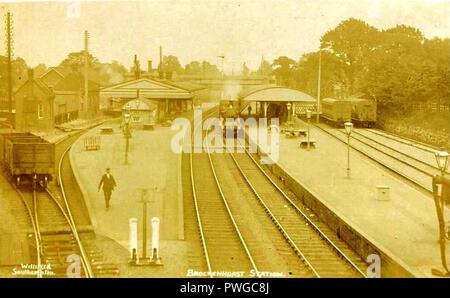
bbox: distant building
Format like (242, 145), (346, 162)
(14, 69), (55, 132)
(39, 67), (69, 88)
(100, 78), (207, 121)
(52, 68), (100, 122)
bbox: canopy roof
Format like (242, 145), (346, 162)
(240, 86), (315, 103)
(101, 78), (200, 99)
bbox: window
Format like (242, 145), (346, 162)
(37, 103), (44, 119)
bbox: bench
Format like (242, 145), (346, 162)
(100, 127), (114, 134)
(283, 128), (307, 138)
(299, 139), (316, 149)
(143, 124), (154, 131)
(84, 136), (101, 151)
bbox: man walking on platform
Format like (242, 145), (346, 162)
(98, 168), (116, 210)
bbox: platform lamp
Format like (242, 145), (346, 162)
(306, 109), (312, 151)
(124, 111), (131, 164)
(344, 122), (353, 178)
(286, 102), (292, 123)
(432, 149), (450, 277)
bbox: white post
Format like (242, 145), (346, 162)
(129, 218), (138, 263)
(151, 217), (162, 265)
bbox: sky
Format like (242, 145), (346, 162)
(0, 0), (449, 73)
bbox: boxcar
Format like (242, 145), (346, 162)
(320, 98), (352, 126)
(347, 97), (377, 127)
(0, 133), (55, 187)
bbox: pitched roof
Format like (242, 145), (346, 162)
(39, 67), (70, 79)
(54, 72), (100, 92)
(14, 77), (55, 98)
(100, 78), (195, 99)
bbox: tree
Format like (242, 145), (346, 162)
(59, 51), (99, 69)
(321, 18), (380, 94)
(161, 55), (184, 75)
(294, 51), (347, 98)
(185, 61), (202, 75)
(272, 56), (296, 86)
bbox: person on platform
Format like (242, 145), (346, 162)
(98, 168), (117, 210)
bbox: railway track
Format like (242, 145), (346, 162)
(189, 108), (258, 276)
(229, 139), (366, 278)
(12, 139), (118, 278)
(190, 108), (365, 277)
(365, 128), (442, 153)
(313, 123), (434, 195)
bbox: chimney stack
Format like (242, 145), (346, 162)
(148, 60), (153, 73)
(159, 46), (164, 79)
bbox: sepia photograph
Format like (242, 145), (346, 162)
(0, 0), (449, 284)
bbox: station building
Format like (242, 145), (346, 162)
(99, 78), (207, 121)
(52, 70), (100, 122)
(14, 69), (55, 132)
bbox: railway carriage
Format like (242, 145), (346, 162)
(320, 98), (352, 126)
(347, 97), (377, 127)
(0, 133), (55, 187)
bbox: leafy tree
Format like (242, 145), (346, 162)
(321, 18), (380, 94)
(272, 56), (296, 86)
(185, 61), (202, 75)
(161, 55), (184, 75)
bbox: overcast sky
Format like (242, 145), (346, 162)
(0, 0), (449, 73)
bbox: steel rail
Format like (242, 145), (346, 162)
(53, 145), (94, 278)
(366, 129), (439, 153)
(350, 129), (448, 175)
(235, 139), (367, 277)
(228, 149), (320, 277)
(189, 108), (218, 277)
(313, 123), (433, 196)
(14, 188), (43, 278)
(204, 137), (260, 275)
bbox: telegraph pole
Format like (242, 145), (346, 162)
(5, 12), (13, 113)
(84, 30), (89, 118)
(316, 48), (322, 123)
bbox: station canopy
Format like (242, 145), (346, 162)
(239, 86), (316, 103)
(101, 78), (204, 99)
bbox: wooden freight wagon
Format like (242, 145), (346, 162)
(347, 97), (377, 127)
(0, 133), (55, 187)
(320, 98), (352, 126)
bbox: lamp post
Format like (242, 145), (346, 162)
(124, 112), (131, 164)
(344, 122), (353, 178)
(431, 149), (450, 277)
(306, 109), (312, 151)
(286, 102), (292, 123)
(436, 150), (449, 177)
(316, 47), (322, 123)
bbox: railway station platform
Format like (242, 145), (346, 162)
(262, 119), (450, 277)
(70, 104), (215, 277)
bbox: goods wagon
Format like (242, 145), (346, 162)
(320, 98), (352, 126)
(347, 97), (377, 127)
(0, 133), (55, 187)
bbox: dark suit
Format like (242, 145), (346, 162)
(98, 174), (117, 208)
